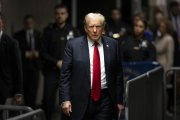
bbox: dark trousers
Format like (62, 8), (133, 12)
(83, 89), (116, 120)
(23, 66), (39, 109)
(42, 70), (59, 120)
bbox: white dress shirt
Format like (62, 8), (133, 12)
(87, 37), (107, 89)
(26, 29), (35, 50)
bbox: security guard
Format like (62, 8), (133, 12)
(106, 8), (129, 42)
(121, 18), (156, 62)
(40, 4), (80, 120)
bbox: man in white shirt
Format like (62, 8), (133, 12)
(59, 13), (124, 120)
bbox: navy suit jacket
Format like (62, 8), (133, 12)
(60, 36), (124, 120)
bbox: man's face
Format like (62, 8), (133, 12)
(25, 18), (34, 30)
(134, 20), (145, 37)
(85, 18), (104, 42)
(55, 8), (68, 24)
(111, 10), (121, 21)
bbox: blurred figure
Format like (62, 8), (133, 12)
(168, 1), (180, 44)
(132, 12), (153, 42)
(155, 19), (174, 72)
(154, 19), (174, 116)
(168, 1), (180, 68)
(106, 8), (128, 42)
(168, 0), (180, 108)
(0, 13), (23, 105)
(121, 18), (156, 62)
(40, 4), (80, 120)
(13, 15), (41, 109)
(152, 9), (180, 67)
(152, 10), (166, 38)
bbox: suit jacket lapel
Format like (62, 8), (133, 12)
(81, 36), (91, 83)
(0, 34), (5, 55)
(102, 37), (110, 81)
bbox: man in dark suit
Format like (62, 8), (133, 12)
(41, 4), (80, 120)
(13, 15), (41, 108)
(59, 13), (124, 120)
(0, 13), (23, 105)
(106, 8), (129, 41)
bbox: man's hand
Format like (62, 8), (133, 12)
(57, 60), (63, 69)
(25, 51), (33, 59)
(33, 51), (39, 58)
(61, 101), (72, 116)
(14, 94), (23, 105)
(117, 104), (124, 114)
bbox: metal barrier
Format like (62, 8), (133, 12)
(125, 72), (148, 120)
(0, 105), (33, 119)
(147, 67), (164, 120)
(166, 67), (180, 120)
(7, 109), (46, 120)
(125, 66), (164, 120)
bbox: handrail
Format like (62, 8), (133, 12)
(0, 105), (33, 112)
(7, 109), (46, 120)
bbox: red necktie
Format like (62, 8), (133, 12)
(91, 42), (101, 101)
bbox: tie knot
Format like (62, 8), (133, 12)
(94, 42), (99, 47)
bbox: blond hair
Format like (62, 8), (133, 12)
(84, 13), (106, 27)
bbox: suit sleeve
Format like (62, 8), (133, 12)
(11, 40), (23, 95)
(59, 40), (73, 103)
(116, 41), (124, 105)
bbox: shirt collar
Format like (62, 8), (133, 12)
(26, 29), (34, 34)
(87, 37), (102, 47)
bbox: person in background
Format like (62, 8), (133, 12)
(168, 1), (180, 67)
(155, 19), (174, 73)
(40, 4), (80, 120)
(0, 13), (23, 106)
(154, 20), (174, 116)
(168, 0), (180, 108)
(168, 1), (180, 44)
(106, 8), (128, 41)
(59, 12), (124, 120)
(152, 8), (180, 68)
(121, 18), (156, 62)
(152, 10), (166, 39)
(132, 12), (153, 42)
(13, 14), (41, 109)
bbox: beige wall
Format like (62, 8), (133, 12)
(2, 0), (56, 35)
